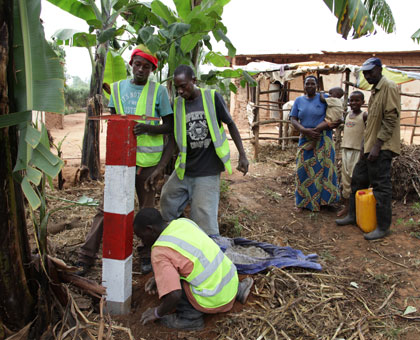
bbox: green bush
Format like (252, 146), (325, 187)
(64, 83), (89, 114)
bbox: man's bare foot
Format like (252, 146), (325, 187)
(294, 206), (304, 212)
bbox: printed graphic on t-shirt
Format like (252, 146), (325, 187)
(121, 90), (142, 114)
(186, 110), (211, 149)
(346, 121), (356, 128)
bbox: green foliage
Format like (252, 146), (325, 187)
(264, 187), (283, 203)
(53, 29), (97, 48)
(70, 75), (89, 89)
(204, 78), (232, 105)
(320, 250), (336, 262)
(199, 69), (257, 98)
(51, 134), (68, 158)
(204, 51), (229, 67)
(13, 0), (65, 114)
(412, 28), (420, 44)
(48, 41), (66, 63)
(15, 122), (64, 210)
(239, 207), (258, 222)
(225, 214), (242, 237)
(411, 201), (420, 214)
(64, 86), (89, 114)
(364, 0), (396, 33)
(63, 76), (89, 114)
(220, 178), (230, 200)
(103, 50), (128, 99)
(49, 0), (257, 104)
(410, 231), (420, 239)
(9, 0), (66, 211)
(132, 0), (237, 78)
(395, 204), (420, 239)
(46, 0), (100, 27)
(322, 0), (382, 39)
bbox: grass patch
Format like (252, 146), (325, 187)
(220, 213), (242, 238)
(320, 250), (336, 262)
(263, 187), (283, 203)
(220, 179), (230, 201)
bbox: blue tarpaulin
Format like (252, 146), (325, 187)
(211, 236), (322, 274)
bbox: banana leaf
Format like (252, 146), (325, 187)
(13, 0), (65, 114)
(323, 0), (376, 39)
(12, 0), (66, 209)
(46, 0), (101, 27)
(412, 28), (420, 44)
(103, 50), (127, 99)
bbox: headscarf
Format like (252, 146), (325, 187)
(129, 44), (158, 68)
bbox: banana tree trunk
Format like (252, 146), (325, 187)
(0, 4), (35, 333)
(191, 0), (202, 70)
(81, 43), (108, 180)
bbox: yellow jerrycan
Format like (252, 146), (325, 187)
(355, 188), (377, 233)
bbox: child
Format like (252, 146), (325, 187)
(305, 87), (344, 150)
(337, 90), (367, 217)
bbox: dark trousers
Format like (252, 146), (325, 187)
(78, 166), (159, 265)
(348, 150), (393, 231)
(177, 284), (203, 321)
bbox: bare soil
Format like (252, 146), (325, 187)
(41, 113), (420, 339)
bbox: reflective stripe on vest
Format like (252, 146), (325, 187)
(110, 80), (163, 167)
(111, 82), (124, 114)
(153, 218), (238, 308)
(173, 89), (232, 180)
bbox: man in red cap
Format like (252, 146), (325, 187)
(128, 45), (159, 69)
(77, 45), (174, 275)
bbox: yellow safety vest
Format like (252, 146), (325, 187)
(153, 218), (238, 309)
(173, 88), (232, 180)
(111, 80), (163, 167)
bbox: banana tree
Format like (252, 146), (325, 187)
(49, 0), (251, 180)
(0, 0), (66, 335)
(322, 0), (396, 39)
(125, 0), (255, 96)
(131, 0), (236, 72)
(49, 0), (139, 180)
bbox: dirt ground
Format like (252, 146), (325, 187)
(41, 113), (420, 339)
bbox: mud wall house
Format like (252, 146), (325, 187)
(228, 50), (420, 143)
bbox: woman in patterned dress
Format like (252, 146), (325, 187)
(290, 76), (341, 211)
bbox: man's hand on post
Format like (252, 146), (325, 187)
(134, 123), (149, 136)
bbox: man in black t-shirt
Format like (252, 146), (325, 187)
(183, 87), (232, 177)
(148, 65), (248, 235)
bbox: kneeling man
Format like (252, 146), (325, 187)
(135, 208), (253, 330)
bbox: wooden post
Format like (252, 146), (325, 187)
(253, 81), (261, 160)
(336, 70), (351, 152)
(102, 119), (137, 315)
(317, 71), (324, 91)
(278, 85), (286, 145)
(410, 99), (420, 145)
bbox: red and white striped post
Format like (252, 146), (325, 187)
(102, 119), (137, 315)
